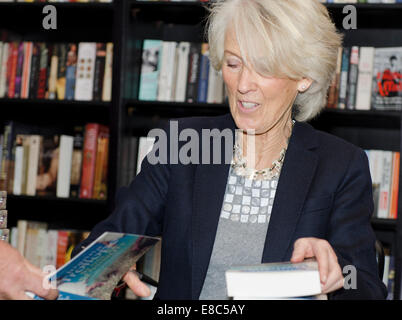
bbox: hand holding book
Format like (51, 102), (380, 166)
(290, 237), (344, 294)
(122, 267), (152, 298)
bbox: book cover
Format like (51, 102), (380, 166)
(36, 135), (59, 197)
(138, 39), (163, 101)
(372, 47), (402, 110)
(44, 232), (160, 300)
(225, 259), (322, 299)
(56, 135), (74, 198)
(157, 41), (178, 102)
(378, 150), (393, 219)
(65, 43), (78, 100)
(355, 47), (375, 110)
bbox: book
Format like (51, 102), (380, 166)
(389, 152), (400, 219)
(346, 46), (359, 110)
(378, 151), (393, 218)
(102, 42), (113, 102)
(56, 43), (68, 100)
(65, 43), (78, 100)
(93, 126), (109, 200)
(0, 210), (7, 229)
(185, 42), (201, 103)
(36, 135), (59, 197)
(33, 232), (160, 300)
(0, 191), (6, 210)
(74, 42), (96, 101)
(372, 47), (402, 110)
(225, 259), (322, 299)
(56, 135), (74, 198)
(0, 229), (9, 242)
(93, 43), (106, 101)
(70, 126), (84, 198)
(355, 46), (375, 110)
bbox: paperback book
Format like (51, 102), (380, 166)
(28, 232), (160, 300)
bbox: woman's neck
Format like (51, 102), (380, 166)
(241, 113), (293, 170)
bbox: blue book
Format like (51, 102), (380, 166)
(138, 39), (163, 101)
(197, 43), (210, 103)
(27, 232), (160, 300)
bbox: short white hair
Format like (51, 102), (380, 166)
(206, 0), (343, 121)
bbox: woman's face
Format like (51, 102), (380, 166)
(222, 30), (306, 134)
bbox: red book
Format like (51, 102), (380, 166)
(390, 152), (400, 219)
(56, 230), (68, 269)
(79, 123), (108, 199)
(7, 41), (18, 98)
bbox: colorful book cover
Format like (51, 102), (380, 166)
(42, 232), (160, 300)
(372, 47), (402, 111)
(138, 39), (163, 101)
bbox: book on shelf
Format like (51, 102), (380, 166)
(0, 36), (113, 102)
(225, 259), (324, 300)
(0, 229), (9, 242)
(0, 210), (7, 229)
(326, 45), (402, 111)
(26, 232), (160, 300)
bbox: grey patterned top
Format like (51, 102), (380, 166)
(199, 166), (278, 300)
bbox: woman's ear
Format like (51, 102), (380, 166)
(298, 78), (313, 93)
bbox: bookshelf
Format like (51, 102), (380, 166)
(1, 0), (401, 300)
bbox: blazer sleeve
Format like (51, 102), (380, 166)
(327, 148), (387, 299)
(71, 140), (170, 258)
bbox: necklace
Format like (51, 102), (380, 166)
(231, 120), (295, 181)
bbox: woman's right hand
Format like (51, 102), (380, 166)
(122, 267), (151, 298)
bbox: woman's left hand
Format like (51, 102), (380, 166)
(290, 237), (344, 294)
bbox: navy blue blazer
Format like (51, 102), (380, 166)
(73, 113), (387, 300)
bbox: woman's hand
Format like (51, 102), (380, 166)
(290, 237), (344, 294)
(122, 266), (151, 298)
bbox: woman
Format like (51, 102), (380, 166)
(73, 0), (386, 299)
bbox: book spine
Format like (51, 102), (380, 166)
(389, 152), (400, 219)
(197, 43), (210, 103)
(12, 136), (24, 195)
(0, 42), (9, 98)
(378, 151), (393, 219)
(28, 43), (40, 99)
(7, 41), (18, 99)
(185, 43), (201, 103)
(48, 43), (58, 100)
(74, 42), (96, 101)
(65, 43), (77, 100)
(37, 43), (49, 99)
(0, 123), (12, 191)
(92, 126), (109, 200)
(79, 123), (100, 199)
(56, 43), (67, 100)
(26, 135), (41, 196)
(56, 135), (74, 198)
(0, 210), (7, 229)
(21, 41), (33, 99)
(93, 43), (106, 101)
(56, 230), (68, 269)
(14, 41), (24, 99)
(70, 126), (84, 198)
(346, 46), (359, 110)
(138, 39), (162, 101)
(355, 47), (375, 110)
(102, 42), (113, 102)
(174, 42), (190, 102)
(16, 219), (27, 255)
(157, 41), (177, 102)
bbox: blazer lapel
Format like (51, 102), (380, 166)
(261, 121), (319, 263)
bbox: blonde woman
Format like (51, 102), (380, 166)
(74, 0), (386, 300)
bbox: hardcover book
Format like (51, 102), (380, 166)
(65, 43), (78, 100)
(372, 47), (402, 111)
(30, 232), (160, 300)
(225, 259), (322, 299)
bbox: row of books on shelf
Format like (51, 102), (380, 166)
(9, 220), (90, 269)
(0, 38), (113, 102)
(133, 40), (225, 104)
(366, 150), (399, 219)
(0, 121), (110, 200)
(326, 45), (402, 111)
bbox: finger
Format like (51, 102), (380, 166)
(321, 252), (343, 294)
(322, 277), (344, 294)
(24, 270), (58, 300)
(313, 242), (330, 286)
(291, 239), (313, 263)
(123, 271), (151, 297)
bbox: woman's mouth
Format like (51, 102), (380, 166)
(237, 100), (260, 113)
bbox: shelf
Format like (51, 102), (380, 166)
(310, 108), (401, 130)
(0, 99), (111, 125)
(371, 218), (397, 232)
(7, 194), (109, 230)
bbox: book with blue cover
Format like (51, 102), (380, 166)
(225, 259), (323, 299)
(29, 232), (160, 300)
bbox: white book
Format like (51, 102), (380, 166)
(369, 150), (384, 218)
(383, 254), (390, 286)
(37, 227), (48, 269)
(75, 42), (97, 101)
(0, 42), (9, 98)
(56, 135), (74, 198)
(174, 42), (190, 102)
(10, 227), (18, 249)
(355, 47), (375, 110)
(136, 136), (156, 175)
(378, 151), (393, 219)
(102, 42), (113, 102)
(26, 135), (41, 196)
(226, 259), (321, 299)
(157, 42), (178, 102)
(16, 220), (28, 256)
(45, 230), (59, 268)
(13, 145), (24, 195)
